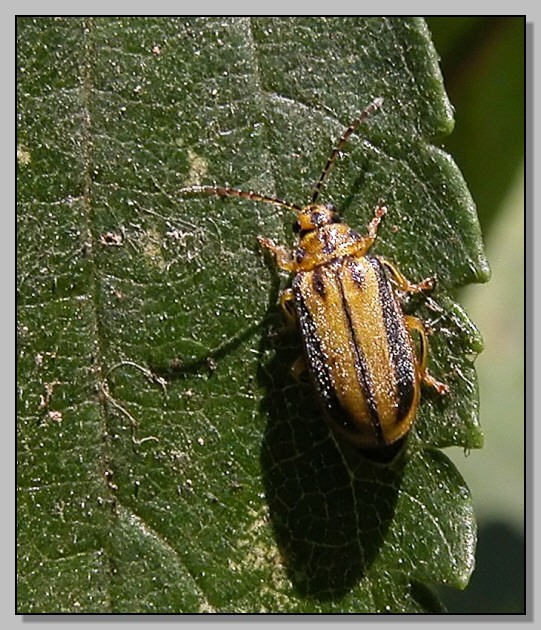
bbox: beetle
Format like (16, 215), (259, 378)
(180, 97), (448, 449)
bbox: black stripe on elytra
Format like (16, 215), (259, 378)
(292, 274), (362, 437)
(319, 228), (336, 255)
(337, 265), (384, 445)
(349, 260), (366, 289)
(311, 266), (326, 297)
(368, 257), (416, 425)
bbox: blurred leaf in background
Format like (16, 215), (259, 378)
(427, 17), (524, 235)
(18, 17), (493, 613)
(426, 17), (525, 614)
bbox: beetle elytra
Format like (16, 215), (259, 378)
(180, 97), (448, 448)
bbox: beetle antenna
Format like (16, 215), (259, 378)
(311, 97), (383, 204)
(179, 185), (303, 213)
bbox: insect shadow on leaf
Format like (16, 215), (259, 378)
(257, 316), (407, 600)
(176, 97), (449, 598)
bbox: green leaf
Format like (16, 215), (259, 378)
(18, 17), (489, 613)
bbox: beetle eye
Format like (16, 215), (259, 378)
(323, 203), (340, 223)
(292, 221), (301, 233)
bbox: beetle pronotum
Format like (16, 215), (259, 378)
(180, 97), (448, 449)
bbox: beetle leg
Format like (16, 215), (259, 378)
(258, 236), (297, 272)
(277, 288), (297, 332)
(279, 288), (297, 325)
(278, 291), (309, 380)
(347, 203), (388, 258)
(291, 355), (309, 382)
(366, 201), (387, 242)
(405, 315), (449, 395)
(378, 257), (435, 294)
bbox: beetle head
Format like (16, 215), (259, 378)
(293, 203), (341, 234)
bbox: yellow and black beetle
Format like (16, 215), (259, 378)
(180, 97), (448, 449)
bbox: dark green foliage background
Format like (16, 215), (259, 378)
(17, 17), (492, 613)
(427, 17), (524, 614)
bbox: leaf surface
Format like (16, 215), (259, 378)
(17, 17), (489, 613)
